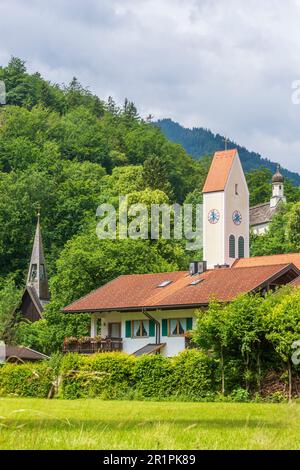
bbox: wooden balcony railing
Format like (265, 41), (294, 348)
(63, 337), (123, 354)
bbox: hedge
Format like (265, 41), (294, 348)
(0, 362), (54, 397)
(0, 350), (217, 400)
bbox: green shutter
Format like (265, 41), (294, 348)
(186, 318), (193, 331)
(125, 320), (132, 338)
(149, 320), (155, 337)
(162, 319), (168, 337)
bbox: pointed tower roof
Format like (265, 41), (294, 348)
(202, 149), (238, 193)
(26, 209), (50, 302)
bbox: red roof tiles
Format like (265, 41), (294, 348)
(63, 264), (298, 313)
(202, 149), (237, 193)
(233, 253), (300, 270)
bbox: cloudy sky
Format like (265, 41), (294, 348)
(1, 0), (300, 171)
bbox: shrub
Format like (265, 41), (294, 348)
(0, 362), (53, 397)
(171, 349), (216, 398)
(60, 352), (136, 399)
(229, 387), (250, 402)
(134, 354), (174, 398)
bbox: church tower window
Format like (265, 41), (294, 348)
(229, 235), (236, 258)
(30, 264), (37, 282)
(238, 236), (245, 258)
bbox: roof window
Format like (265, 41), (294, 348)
(158, 280), (172, 288)
(190, 279), (204, 286)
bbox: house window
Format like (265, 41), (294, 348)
(169, 318), (187, 336)
(132, 320), (149, 337)
(229, 235), (235, 258)
(238, 236), (245, 258)
(235, 184), (239, 195)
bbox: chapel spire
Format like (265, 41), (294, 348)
(26, 207), (50, 303)
(270, 164), (286, 208)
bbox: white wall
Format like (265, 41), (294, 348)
(90, 309), (197, 357)
(203, 151), (249, 268)
(251, 223), (269, 235)
(203, 191), (225, 268)
(224, 154), (249, 265)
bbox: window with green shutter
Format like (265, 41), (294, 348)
(149, 320), (155, 337)
(229, 235), (235, 258)
(238, 236), (245, 258)
(162, 319), (168, 336)
(125, 320), (132, 338)
(162, 318), (193, 336)
(186, 317), (193, 331)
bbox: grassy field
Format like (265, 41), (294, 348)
(0, 398), (300, 450)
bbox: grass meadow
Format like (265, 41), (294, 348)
(0, 398), (300, 450)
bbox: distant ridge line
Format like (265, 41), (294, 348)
(155, 118), (300, 185)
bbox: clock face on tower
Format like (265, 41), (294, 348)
(232, 210), (242, 225)
(208, 209), (220, 224)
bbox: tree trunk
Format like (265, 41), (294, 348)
(220, 346), (225, 395)
(257, 349), (261, 393)
(245, 352), (250, 392)
(288, 361), (292, 403)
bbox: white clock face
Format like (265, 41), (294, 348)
(232, 210), (242, 225)
(208, 209), (220, 224)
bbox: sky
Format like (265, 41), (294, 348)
(0, 0), (300, 171)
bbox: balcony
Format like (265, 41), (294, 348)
(63, 336), (123, 354)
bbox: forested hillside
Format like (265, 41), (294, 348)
(156, 118), (300, 185)
(0, 57), (300, 354)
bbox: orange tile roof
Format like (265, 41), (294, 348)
(202, 149), (237, 193)
(233, 253), (300, 270)
(63, 264), (298, 313)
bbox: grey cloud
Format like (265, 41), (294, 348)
(0, 0), (300, 171)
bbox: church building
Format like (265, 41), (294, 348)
(250, 165), (286, 235)
(63, 149), (300, 357)
(17, 211), (50, 322)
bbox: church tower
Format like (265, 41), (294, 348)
(270, 165), (286, 208)
(202, 149), (249, 269)
(26, 209), (50, 304)
(15, 210), (50, 322)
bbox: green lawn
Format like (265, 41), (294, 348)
(0, 398), (300, 450)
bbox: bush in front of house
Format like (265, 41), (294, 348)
(59, 349), (217, 400)
(0, 350), (232, 400)
(60, 352), (136, 399)
(171, 349), (217, 399)
(133, 354), (174, 399)
(0, 362), (54, 397)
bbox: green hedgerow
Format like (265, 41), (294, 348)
(0, 362), (54, 397)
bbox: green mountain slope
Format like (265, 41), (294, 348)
(156, 118), (300, 185)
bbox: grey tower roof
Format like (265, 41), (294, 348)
(26, 212), (50, 302)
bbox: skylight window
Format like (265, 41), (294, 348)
(190, 279), (204, 286)
(158, 280), (172, 288)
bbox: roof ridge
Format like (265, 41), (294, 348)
(250, 202), (270, 209)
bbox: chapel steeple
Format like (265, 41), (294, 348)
(270, 164), (286, 208)
(26, 208), (50, 303)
